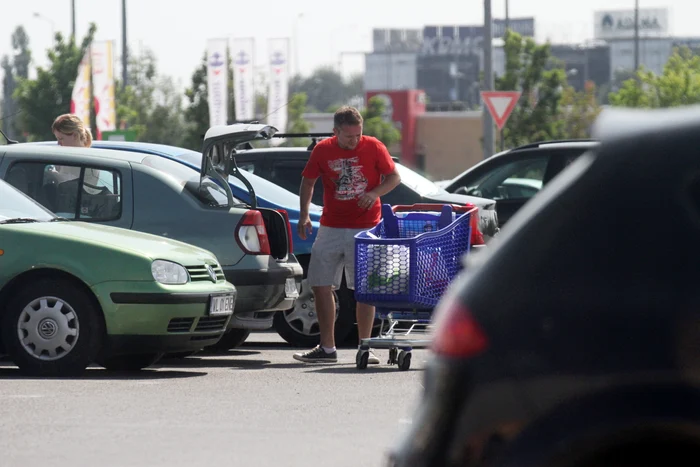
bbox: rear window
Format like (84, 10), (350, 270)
(141, 155), (242, 208)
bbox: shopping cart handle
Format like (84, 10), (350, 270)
(391, 203), (476, 213)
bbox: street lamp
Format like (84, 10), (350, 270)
(33, 12), (56, 39)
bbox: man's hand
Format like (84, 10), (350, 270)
(298, 214), (313, 240)
(357, 190), (379, 210)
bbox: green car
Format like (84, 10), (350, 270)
(0, 178), (237, 376)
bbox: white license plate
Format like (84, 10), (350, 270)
(209, 294), (234, 316)
(285, 278), (299, 298)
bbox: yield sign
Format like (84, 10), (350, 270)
(481, 91), (521, 130)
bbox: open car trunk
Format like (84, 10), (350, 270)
(257, 207), (289, 261)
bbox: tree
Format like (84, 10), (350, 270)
(290, 67), (361, 112)
(608, 46), (700, 108)
(13, 24), (96, 142)
(1, 26), (32, 139)
(362, 96), (401, 149)
(282, 92), (311, 147)
(559, 83), (602, 139)
(182, 49), (237, 151)
(495, 29), (567, 147)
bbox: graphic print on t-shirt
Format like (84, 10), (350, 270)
(328, 157), (368, 200)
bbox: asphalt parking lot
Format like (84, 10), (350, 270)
(0, 331), (428, 467)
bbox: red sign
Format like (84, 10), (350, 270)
(481, 91), (521, 130)
(365, 90), (426, 168)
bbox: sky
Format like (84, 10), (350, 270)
(1, 0), (699, 94)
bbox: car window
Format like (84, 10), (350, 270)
(461, 156), (548, 200)
(6, 161), (122, 221)
(140, 155), (242, 208)
(0, 178), (55, 222)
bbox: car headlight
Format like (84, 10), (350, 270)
(151, 260), (189, 284)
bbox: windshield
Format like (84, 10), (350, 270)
(176, 149), (322, 212)
(396, 163), (444, 196)
(0, 179), (56, 222)
(141, 155), (243, 208)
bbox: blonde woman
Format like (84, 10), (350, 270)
(51, 114), (93, 148)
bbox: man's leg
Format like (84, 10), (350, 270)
(313, 285), (336, 348)
(356, 301), (375, 341)
(345, 228), (379, 364)
(293, 226), (343, 363)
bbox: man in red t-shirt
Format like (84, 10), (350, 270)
(293, 106), (401, 363)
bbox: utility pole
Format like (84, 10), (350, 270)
(482, 0), (495, 159)
(122, 0), (128, 90)
(71, 0), (76, 41)
(505, 0), (510, 32)
(633, 0), (640, 71)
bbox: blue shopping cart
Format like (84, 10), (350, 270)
(353, 203), (477, 370)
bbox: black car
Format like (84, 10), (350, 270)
(388, 106), (700, 467)
(439, 139), (599, 226)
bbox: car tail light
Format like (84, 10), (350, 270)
(431, 296), (488, 358)
(235, 210), (271, 255)
(468, 206), (486, 246)
(277, 209), (294, 253)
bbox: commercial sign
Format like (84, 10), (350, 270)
(372, 18), (535, 55)
(594, 9), (669, 40)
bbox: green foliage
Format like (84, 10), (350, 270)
(13, 24), (96, 142)
(290, 68), (363, 112)
(495, 29), (567, 147)
(114, 47), (187, 146)
(361, 96), (401, 149)
(608, 46), (700, 108)
(282, 92), (311, 147)
(559, 84), (602, 139)
(1, 26), (32, 140)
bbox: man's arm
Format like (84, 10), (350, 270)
(370, 168), (401, 197)
(299, 176), (317, 216)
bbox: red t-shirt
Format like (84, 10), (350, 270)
(301, 135), (396, 228)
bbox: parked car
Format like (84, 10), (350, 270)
(1, 124), (302, 351)
(0, 178), (236, 376)
(190, 134), (499, 347)
(70, 140), (341, 348)
(388, 107), (700, 466)
(437, 139), (599, 226)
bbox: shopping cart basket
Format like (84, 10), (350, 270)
(353, 203), (477, 370)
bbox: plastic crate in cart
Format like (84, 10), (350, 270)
(354, 203), (476, 309)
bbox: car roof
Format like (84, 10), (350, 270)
(90, 140), (195, 157)
(3, 143), (148, 164)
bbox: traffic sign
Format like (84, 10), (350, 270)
(481, 91), (522, 130)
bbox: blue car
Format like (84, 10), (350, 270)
(36, 140), (324, 255)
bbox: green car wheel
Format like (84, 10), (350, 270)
(1, 277), (104, 377)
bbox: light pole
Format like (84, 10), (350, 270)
(633, 0), (640, 71)
(33, 12), (56, 39)
(71, 0), (76, 41)
(122, 0), (128, 90)
(483, 0), (495, 159)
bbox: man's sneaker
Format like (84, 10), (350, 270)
(368, 350), (380, 365)
(293, 346), (338, 363)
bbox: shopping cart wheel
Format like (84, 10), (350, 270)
(388, 348), (398, 365)
(397, 351), (411, 371)
(356, 349), (369, 370)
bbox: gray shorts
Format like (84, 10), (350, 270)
(307, 226), (369, 290)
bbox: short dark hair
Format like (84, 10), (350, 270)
(333, 106), (363, 128)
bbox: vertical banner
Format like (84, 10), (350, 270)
(231, 37), (255, 122)
(267, 38), (290, 145)
(90, 41), (117, 141)
(207, 38), (229, 127)
(70, 50), (91, 129)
